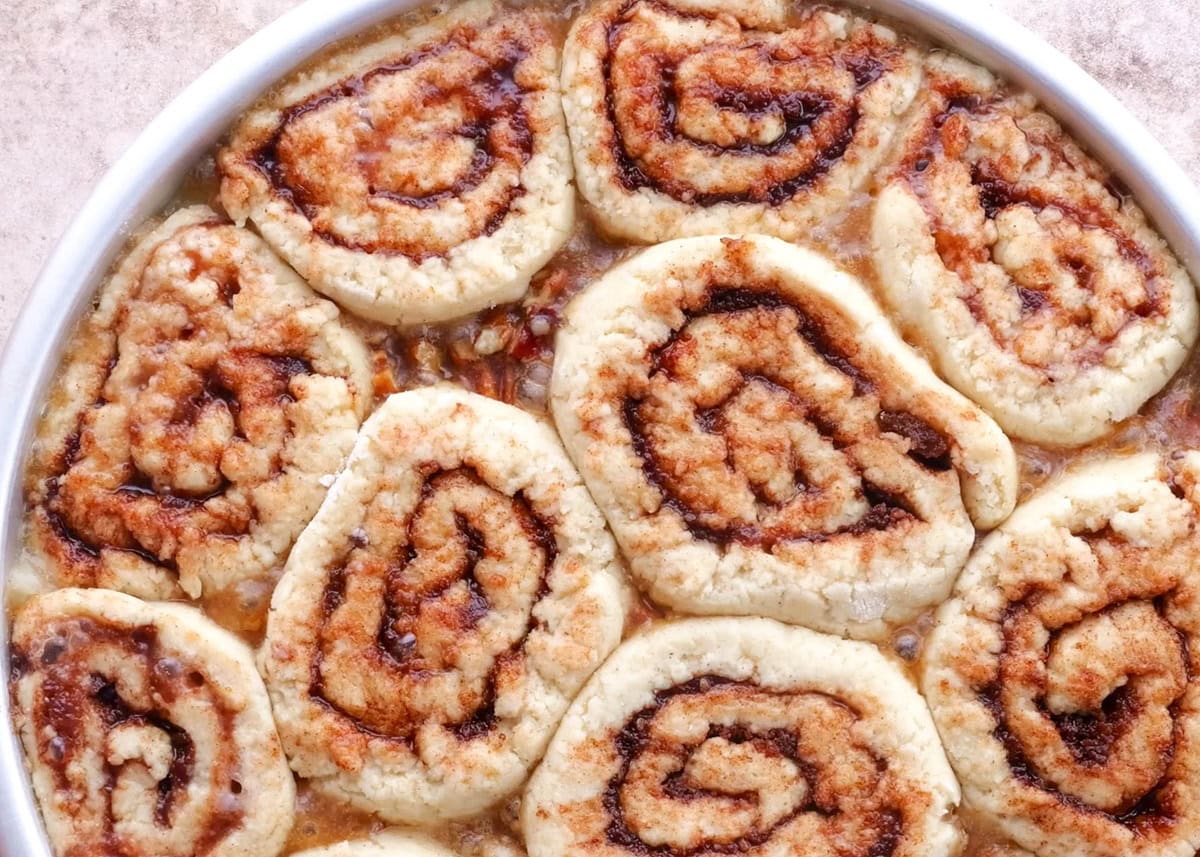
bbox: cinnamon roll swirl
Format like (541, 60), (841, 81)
(872, 55), (1199, 446)
(561, 0), (921, 243)
(219, 0), (574, 325)
(522, 617), (963, 857)
(22, 206), (372, 604)
(262, 387), (629, 822)
(550, 234), (1017, 638)
(922, 452), (1200, 857)
(9, 588), (295, 857)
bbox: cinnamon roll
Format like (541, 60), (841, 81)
(522, 617), (963, 857)
(9, 588), (295, 857)
(23, 206), (372, 603)
(872, 55), (1199, 446)
(262, 387), (629, 822)
(561, 0), (921, 243)
(550, 234), (1017, 638)
(219, 0), (574, 325)
(922, 452), (1200, 857)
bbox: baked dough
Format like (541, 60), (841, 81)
(523, 617), (962, 857)
(923, 452), (1200, 857)
(22, 205), (372, 603)
(10, 588), (295, 857)
(872, 55), (1198, 445)
(220, 0), (574, 325)
(562, 0), (921, 243)
(262, 387), (629, 822)
(551, 233), (1017, 638)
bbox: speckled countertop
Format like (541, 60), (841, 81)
(1, 0), (1197, 348)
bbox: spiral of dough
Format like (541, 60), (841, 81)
(24, 205), (372, 602)
(219, 0), (574, 325)
(9, 588), (295, 857)
(551, 234), (1016, 638)
(872, 55), (1198, 445)
(561, 0), (921, 243)
(923, 452), (1200, 857)
(262, 387), (628, 822)
(523, 617), (962, 857)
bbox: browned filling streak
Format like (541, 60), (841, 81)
(250, 38), (534, 259)
(309, 467), (555, 743)
(901, 93), (1167, 361)
(602, 2), (896, 206)
(9, 621), (243, 855)
(40, 353), (312, 582)
(622, 287), (949, 548)
(977, 596), (1190, 835)
(603, 676), (903, 856)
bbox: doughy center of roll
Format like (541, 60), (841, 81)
(603, 2), (900, 204)
(313, 468), (554, 741)
(607, 679), (907, 855)
(623, 287), (954, 546)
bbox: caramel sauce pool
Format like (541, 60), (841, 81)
(38, 0), (1200, 855)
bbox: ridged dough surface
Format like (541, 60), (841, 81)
(551, 233), (1017, 638)
(262, 387), (629, 822)
(923, 452), (1200, 857)
(9, 588), (295, 857)
(523, 617), (962, 857)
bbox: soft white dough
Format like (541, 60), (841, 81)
(291, 830), (524, 857)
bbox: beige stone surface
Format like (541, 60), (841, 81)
(0, 0), (1197, 351)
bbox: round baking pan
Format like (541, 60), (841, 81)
(1, 0), (1197, 853)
